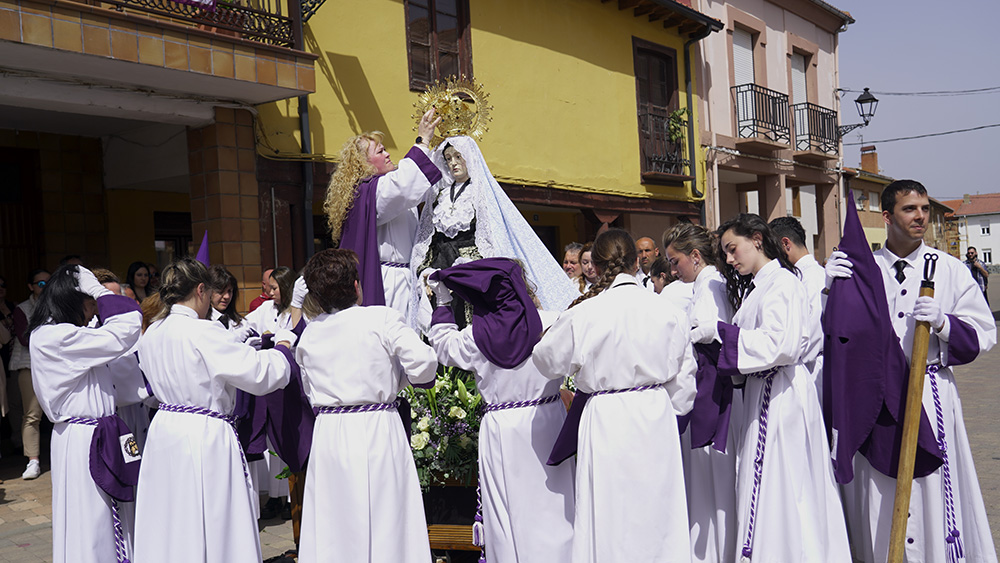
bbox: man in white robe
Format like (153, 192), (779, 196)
(826, 180), (997, 563)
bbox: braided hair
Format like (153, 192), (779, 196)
(716, 213), (798, 312)
(569, 229), (637, 308)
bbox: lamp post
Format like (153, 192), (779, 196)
(838, 87), (879, 138)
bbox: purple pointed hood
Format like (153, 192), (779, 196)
(822, 190), (942, 484)
(195, 230), (210, 266)
(430, 258), (542, 369)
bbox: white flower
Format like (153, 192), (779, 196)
(411, 409), (418, 419)
(411, 432), (430, 450)
(458, 435), (472, 448)
(417, 416), (431, 431)
(449, 406), (467, 419)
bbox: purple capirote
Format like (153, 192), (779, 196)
(429, 257), (543, 369)
(822, 190), (942, 484)
(340, 146), (442, 307)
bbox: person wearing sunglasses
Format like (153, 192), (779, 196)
(9, 268), (50, 480)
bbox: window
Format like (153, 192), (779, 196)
(869, 191), (879, 212)
(981, 220), (990, 236)
(790, 52), (807, 104)
(982, 249), (992, 264)
(633, 38), (683, 182)
(732, 27), (755, 87)
(405, 0), (472, 91)
(786, 186), (801, 217)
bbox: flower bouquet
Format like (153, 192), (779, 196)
(403, 365), (482, 490)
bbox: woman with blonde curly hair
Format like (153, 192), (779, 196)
(323, 109), (442, 317)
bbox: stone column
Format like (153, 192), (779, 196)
(188, 107), (262, 313)
(761, 174), (786, 222)
(814, 182), (839, 262)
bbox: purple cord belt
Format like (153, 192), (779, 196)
(928, 365), (964, 563)
(482, 393), (560, 414)
(156, 403), (249, 483)
(315, 399), (400, 415)
(740, 366), (780, 562)
(380, 261), (410, 269)
(592, 382), (665, 396)
(65, 416), (130, 563)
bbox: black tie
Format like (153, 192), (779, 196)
(894, 260), (906, 284)
(643, 275), (650, 287)
(746, 281), (756, 295)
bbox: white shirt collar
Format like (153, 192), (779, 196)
(170, 304), (201, 319)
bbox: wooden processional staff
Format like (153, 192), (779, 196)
(887, 253), (938, 563)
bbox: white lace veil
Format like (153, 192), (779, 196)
(408, 136), (579, 328)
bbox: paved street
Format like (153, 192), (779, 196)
(0, 315), (999, 560)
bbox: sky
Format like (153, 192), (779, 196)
(834, 0), (1000, 201)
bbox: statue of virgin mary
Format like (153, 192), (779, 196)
(408, 135), (578, 329)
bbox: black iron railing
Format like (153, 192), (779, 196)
(732, 83), (790, 145)
(639, 106), (689, 177)
(792, 102), (838, 154)
(102, 0), (296, 48)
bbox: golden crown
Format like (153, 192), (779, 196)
(414, 76), (492, 147)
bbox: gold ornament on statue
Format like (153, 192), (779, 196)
(414, 76), (492, 147)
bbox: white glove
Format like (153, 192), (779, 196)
(75, 267), (113, 299)
(824, 250), (854, 289)
(913, 295), (946, 331)
(234, 323), (256, 343)
(432, 281), (453, 306)
(274, 329), (297, 348)
(691, 322), (718, 345)
(245, 336), (263, 351)
(290, 276), (309, 309)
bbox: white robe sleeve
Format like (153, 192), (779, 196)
(737, 281), (805, 373)
(426, 322), (483, 372)
(381, 309), (438, 385)
(111, 353), (149, 407)
(33, 311), (141, 373)
(197, 323), (291, 395)
(937, 259), (997, 364)
(375, 147), (437, 226)
(532, 311), (579, 381)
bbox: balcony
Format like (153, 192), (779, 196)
(0, 0), (316, 128)
(638, 105), (691, 185)
(792, 102), (838, 161)
(732, 83), (790, 151)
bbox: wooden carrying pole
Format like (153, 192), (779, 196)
(887, 254), (938, 563)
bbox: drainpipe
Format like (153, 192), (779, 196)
(292, 1), (315, 261)
(299, 95), (315, 260)
(684, 25), (717, 226)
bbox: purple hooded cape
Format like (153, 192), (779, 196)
(429, 258), (543, 369)
(677, 341), (733, 452)
(822, 190), (942, 484)
(90, 415), (141, 502)
(339, 146), (442, 307)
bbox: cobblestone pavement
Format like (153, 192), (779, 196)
(0, 323), (998, 560)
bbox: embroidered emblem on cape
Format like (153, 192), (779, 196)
(120, 434), (141, 462)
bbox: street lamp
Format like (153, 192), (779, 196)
(839, 87), (879, 138)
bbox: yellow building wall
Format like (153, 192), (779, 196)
(258, 0), (707, 203)
(105, 190), (190, 278)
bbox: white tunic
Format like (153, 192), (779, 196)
(796, 253), (826, 402)
(296, 305), (437, 563)
(533, 273), (697, 563)
(134, 305), (291, 563)
(728, 259), (850, 562)
(427, 310), (575, 563)
(661, 278), (695, 312)
(30, 306), (142, 563)
(842, 243), (997, 563)
(680, 266), (739, 563)
(376, 145), (437, 316)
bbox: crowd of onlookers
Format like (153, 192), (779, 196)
(0, 254), (160, 482)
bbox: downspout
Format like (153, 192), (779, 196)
(684, 25), (717, 226)
(292, 2), (315, 260)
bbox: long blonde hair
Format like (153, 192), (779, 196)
(324, 132), (382, 244)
